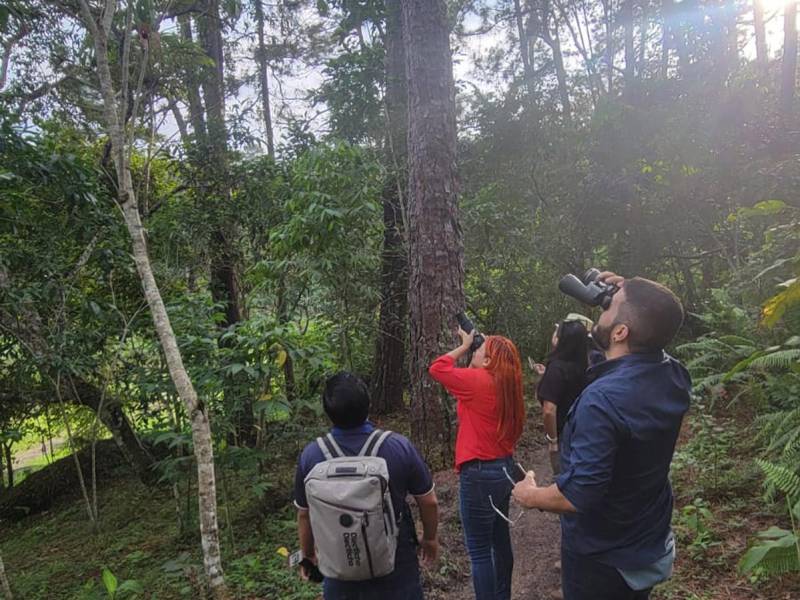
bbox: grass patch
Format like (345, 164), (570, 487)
(0, 459), (320, 599)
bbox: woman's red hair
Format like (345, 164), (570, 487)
(484, 336), (525, 445)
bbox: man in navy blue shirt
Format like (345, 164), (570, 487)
(294, 372), (440, 599)
(513, 272), (691, 600)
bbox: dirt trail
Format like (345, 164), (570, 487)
(427, 434), (562, 600)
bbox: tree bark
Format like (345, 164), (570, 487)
(623, 0), (636, 88)
(373, 0), (409, 414)
(541, 3), (572, 122)
(753, 0), (767, 75)
(781, 0), (798, 117)
(604, 0), (614, 94)
(514, 0), (535, 90)
(401, 0), (465, 467)
(0, 550), (12, 600)
(75, 3), (228, 595)
(254, 0), (275, 158)
(178, 16), (207, 144)
(2, 446), (11, 490)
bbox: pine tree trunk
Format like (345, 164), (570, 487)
(623, 0), (636, 88)
(753, 0), (767, 75)
(254, 0), (275, 158)
(604, 0), (614, 93)
(197, 3), (253, 445)
(781, 0), (798, 117)
(401, 0), (465, 468)
(373, 0), (409, 414)
(76, 4), (228, 595)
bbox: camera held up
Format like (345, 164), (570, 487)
(455, 312), (485, 352)
(558, 268), (619, 309)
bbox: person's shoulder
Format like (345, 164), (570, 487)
(379, 431), (423, 462)
(298, 438), (326, 469)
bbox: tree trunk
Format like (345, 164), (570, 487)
(514, 0), (535, 90)
(604, 0), (614, 94)
(753, 0), (767, 75)
(69, 378), (155, 483)
(76, 4), (228, 595)
(197, 3), (253, 445)
(540, 1), (572, 123)
(781, 0), (798, 117)
(0, 550), (11, 600)
(178, 16), (207, 144)
(0, 268), (155, 483)
(401, 0), (465, 468)
(373, 0), (409, 414)
(254, 0), (275, 158)
(276, 277), (297, 405)
(2, 446), (12, 490)
(660, 0), (670, 78)
(623, 0), (636, 89)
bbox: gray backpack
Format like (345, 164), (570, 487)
(304, 429), (398, 581)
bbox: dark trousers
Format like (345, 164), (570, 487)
(459, 457), (515, 600)
(322, 516), (423, 600)
(561, 547), (652, 600)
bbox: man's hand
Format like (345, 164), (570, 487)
(598, 270), (625, 288)
(512, 470), (539, 508)
(457, 327), (475, 348)
(419, 537), (440, 568)
(299, 554), (318, 581)
(548, 441), (559, 453)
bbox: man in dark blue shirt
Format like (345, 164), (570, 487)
(294, 372), (440, 599)
(513, 272), (690, 600)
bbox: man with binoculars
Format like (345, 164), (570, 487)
(513, 270), (691, 600)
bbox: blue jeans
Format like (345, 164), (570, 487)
(323, 513), (423, 600)
(561, 547), (652, 600)
(459, 457), (515, 600)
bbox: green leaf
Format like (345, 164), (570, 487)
(102, 568), (118, 597)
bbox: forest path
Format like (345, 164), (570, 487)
(429, 432), (562, 600)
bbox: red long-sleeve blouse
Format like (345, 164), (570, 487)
(428, 354), (515, 470)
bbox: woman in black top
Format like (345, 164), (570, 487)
(536, 320), (590, 475)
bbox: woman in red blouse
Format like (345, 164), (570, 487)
(429, 328), (525, 600)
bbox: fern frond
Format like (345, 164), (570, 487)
(757, 459), (800, 497)
(747, 349), (800, 370)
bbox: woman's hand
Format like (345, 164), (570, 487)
(457, 327), (475, 349)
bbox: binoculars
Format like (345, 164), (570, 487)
(558, 268), (619, 310)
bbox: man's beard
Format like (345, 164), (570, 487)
(591, 322), (612, 351)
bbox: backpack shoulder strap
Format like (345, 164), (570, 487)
(316, 434), (342, 460)
(369, 430), (393, 457)
(325, 433), (346, 457)
(358, 429), (383, 457)
(360, 429), (393, 457)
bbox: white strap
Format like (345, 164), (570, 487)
(325, 433), (346, 457)
(358, 429), (384, 457)
(369, 430), (393, 457)
(316, 437), (333, 460)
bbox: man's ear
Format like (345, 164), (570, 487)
(613, 323), (630, 344)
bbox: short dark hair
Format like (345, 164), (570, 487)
(322, 372), (370, 429)
(618, 277), (684, 352)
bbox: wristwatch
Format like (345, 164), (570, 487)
(545, 433), (558, 444)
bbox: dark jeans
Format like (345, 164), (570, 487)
(561, 547), (652, 600)
(323, 515), (423, 600)
(459, 457), (515, 600)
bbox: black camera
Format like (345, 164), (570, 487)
(455, 312), (485, 352)
(558, 268), (619, 310)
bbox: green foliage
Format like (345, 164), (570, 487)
(676, 498), (717, 559)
